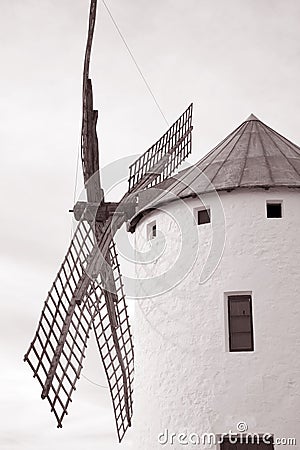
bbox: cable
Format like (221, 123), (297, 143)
(101, 0), (169, 127)
(82, 373), (108, 389)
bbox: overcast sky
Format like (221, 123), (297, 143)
(1, 0), (300, 449)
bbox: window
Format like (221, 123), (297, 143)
(147, 221), (157, 240)
(228, 295), (254, 352)
(220, 436), (274, 449)
(197, 208), (211, 225)
(266, 201), (282, 218)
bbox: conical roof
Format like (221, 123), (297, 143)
(129, 115), (300, 230)
(187, 113), (300, 192)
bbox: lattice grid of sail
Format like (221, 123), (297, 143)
(24, 220), (98, 427)
(128, 103), (193, 192)
(88, 239), (134, 442)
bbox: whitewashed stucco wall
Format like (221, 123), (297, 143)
(132, 188), (300, 449)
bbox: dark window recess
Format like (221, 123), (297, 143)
(266, 202), (282, 218)
(221, 436), (274, 449)
(197, 208), (210, 225)
(151, 224), (157, 238)
(228, 295), (254, 352)
(148, 223), (156, 240)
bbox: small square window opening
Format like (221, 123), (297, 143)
(266, 201), (282, 218)
(197, 208), (211, 225)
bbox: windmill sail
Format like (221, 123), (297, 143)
(128, 103), (193, 192)
(88, 240), (134, 442)
(24, 220), (97, 427)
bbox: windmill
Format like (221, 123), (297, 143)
(24, 0), (193, 443)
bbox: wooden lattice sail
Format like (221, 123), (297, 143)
(128, 103), (193, 192)
(24, 220), (96, 427)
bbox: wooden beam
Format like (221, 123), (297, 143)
(81, 0), (103, 203)
(73, 201), (137, 223)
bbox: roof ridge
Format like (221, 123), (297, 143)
(195, 121), (246, 168)
(263, 126), (300, 177)
(264, 123), (300, 157)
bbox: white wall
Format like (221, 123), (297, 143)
(132, 188), (300, 449)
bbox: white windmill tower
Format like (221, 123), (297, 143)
(129, 114), (300, 449)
